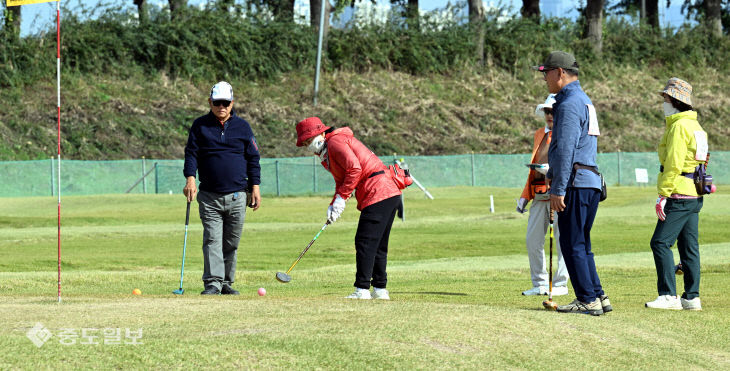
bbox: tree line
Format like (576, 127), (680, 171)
(3, 0), (728, 42)
(0, 0), (727, 86)
(128, 0), (728, 63)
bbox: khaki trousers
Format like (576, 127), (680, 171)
(526, 195), (569, 288)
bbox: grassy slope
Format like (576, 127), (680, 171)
(1, 187), (729, 368)
(1, 66), (729, 160)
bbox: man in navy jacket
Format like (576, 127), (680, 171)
(183, 81), (261, 295)
(534, 51), (610, 316)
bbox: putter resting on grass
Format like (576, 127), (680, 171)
(173, 201), (191, 295)
(276, 221), (330, 283)
(543, 210), (558, 310)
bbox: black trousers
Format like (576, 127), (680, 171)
(354, 195), (401, 289)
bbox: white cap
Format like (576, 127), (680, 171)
(210, 81), (233, 101)
(534, 94), (556, 118)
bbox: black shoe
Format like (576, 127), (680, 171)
(221, 285), (240, 295)
(201, 285), (221, 295)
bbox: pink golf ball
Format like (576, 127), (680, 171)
(257, 287), (266, 296)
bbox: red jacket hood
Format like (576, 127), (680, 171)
(326, 127), (354, 140)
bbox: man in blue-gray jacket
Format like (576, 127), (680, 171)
(533, 51), (611, 316)
(183, 81), (261, 295)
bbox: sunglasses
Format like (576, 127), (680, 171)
(212, 100), (231, 107)
(544, 108), (553, 115)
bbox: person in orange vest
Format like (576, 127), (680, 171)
(516, 94), (569, 297)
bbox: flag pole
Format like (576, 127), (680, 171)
(10, 0), (64, 305)
(56, 0), (62, 304)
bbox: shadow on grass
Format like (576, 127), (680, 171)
(393, 291), (468, 296)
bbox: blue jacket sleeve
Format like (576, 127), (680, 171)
(183, 123), (199, 178)
(246, 136), (261, 188)
(549, 103), (582, 196)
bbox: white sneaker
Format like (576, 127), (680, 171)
(345, 288), (371, 299)
(550, 286), (569, 296)
(645, 295), (682, 310)
(372, 287), (390, 300)
(522, 286), (548, 296)
(681, 297), (702, 311)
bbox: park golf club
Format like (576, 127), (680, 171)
(173, 201), (191, 295)
(542, 210), (558, 311)
(276, 221), (330, 283)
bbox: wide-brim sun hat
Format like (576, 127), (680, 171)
(658, 77), (692, 106)
(296, 117), (331, 147)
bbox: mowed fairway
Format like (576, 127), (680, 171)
(1, 186), (729, 369)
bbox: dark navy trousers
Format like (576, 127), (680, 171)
(557, 187), (604, 303)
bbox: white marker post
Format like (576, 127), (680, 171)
(489, 195), (494, 213)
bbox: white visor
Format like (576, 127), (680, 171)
(534, 93), (556, 119)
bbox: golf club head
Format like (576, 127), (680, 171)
(172, 289), (184, 295)
(675, 263), (683, 275)
(275, 272), (291, 283)
(542, 300), (558, 311)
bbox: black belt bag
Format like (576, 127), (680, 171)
(573, 164), (607, 202)
(660, 164), (714, 195)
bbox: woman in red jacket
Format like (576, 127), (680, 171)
(296, 117), (402, 300)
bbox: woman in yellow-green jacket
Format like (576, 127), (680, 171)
(645, 78), (708, 311)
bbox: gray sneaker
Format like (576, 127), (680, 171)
(681, 297), (702, 311)
(372, 287), (390, 300)
(599, 295), (612, 313)
(557, 298), (604, 316)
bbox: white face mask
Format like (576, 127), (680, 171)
(307, 134), (325, 154)
(663, 102), (680, 117)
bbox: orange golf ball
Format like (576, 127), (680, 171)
(132, 288), (142, 295)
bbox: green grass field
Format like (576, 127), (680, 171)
(1, 186), (729, 369)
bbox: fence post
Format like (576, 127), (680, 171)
(313, 156), (317, 193)
(154, 162), (159, 194)
(275, 160), (281, 196)
(617, 151), (622, 186)
(471, 152), (476, 186)
(142, 156), (147, 194)
(50, 157), (55, 196)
